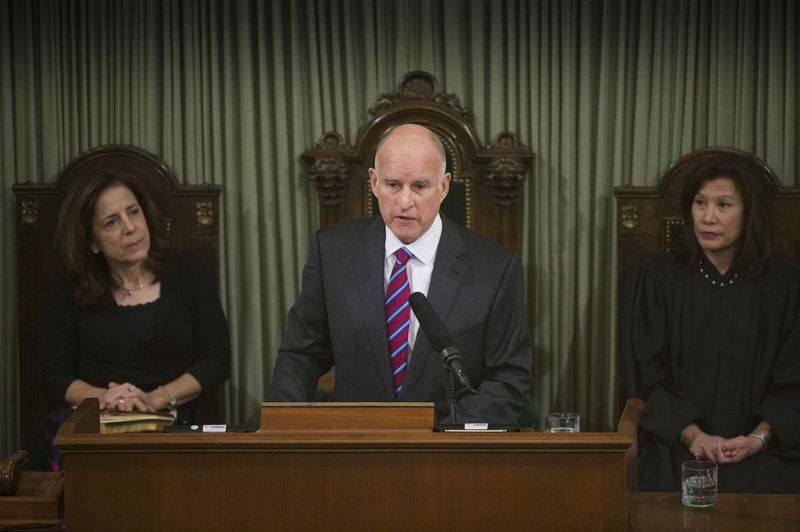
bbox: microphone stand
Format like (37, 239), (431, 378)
(442, 362), (459, 424)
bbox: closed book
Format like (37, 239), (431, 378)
(100, 411), (175, 433)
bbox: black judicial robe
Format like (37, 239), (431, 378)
(622, 253), (800, 493)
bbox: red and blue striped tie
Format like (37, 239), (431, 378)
(386, 247), (412, 395)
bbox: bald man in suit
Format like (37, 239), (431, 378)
(270, 124), (532, 424)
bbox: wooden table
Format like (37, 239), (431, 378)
(633, 492), (800, 531)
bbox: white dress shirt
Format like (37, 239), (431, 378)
(383, 214), (443, 362)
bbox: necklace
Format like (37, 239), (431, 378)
(698, 261), (738, 287)
(120, 278), (151, 297)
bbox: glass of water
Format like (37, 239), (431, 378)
(681, 460), (718, 508)
(545, 412), (580, 433)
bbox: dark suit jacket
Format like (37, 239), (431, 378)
(269, 216), (533, 424)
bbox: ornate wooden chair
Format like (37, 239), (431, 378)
(14, 146), (222, 464)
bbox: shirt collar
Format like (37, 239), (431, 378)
(384, 214), (442, 265)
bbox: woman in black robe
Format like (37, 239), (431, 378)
(622, 153), (800, 493)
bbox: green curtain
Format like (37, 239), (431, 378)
(1, 0), (797, 458)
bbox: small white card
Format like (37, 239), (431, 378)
(464, 423), (489, 430)
(202, 424), (227, 432)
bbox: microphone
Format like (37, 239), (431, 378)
(408, 292), (474, 391)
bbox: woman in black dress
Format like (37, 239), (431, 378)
(42, 171), (230, 424)
(622, 152), (800, 493)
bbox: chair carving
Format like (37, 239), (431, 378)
(14, 145), (222, 456)
(302, 70), (534, 253)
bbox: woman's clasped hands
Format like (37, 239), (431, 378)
(99, 382), (157, 413)
(681, 423), (766, 464)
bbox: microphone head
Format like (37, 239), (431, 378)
(409, 292), (454, 352)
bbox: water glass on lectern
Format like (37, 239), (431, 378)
(545, 412), (580, 433)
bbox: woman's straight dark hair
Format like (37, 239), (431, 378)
(54, 171), (171, 307)
(675, 153), (773, 275)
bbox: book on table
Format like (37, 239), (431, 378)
(100, 411), (175, 433)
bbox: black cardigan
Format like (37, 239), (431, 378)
(42, 251), (231, 423)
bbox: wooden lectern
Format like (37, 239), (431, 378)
(55, 399), (643, 531)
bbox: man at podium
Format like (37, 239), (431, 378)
(269, 123), (533, 424)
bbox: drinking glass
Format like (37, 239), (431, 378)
(681, 460), (718, 508)
(545, 412), (580, 433)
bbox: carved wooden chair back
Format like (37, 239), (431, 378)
(302, 70), (535, 254)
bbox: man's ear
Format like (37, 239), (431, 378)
(440, 172), (451, 200)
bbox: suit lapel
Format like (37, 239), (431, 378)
(356, 218), (394, 396)
(403, 218), (468, 392)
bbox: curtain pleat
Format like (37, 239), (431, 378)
(1, 0), (799, 457)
